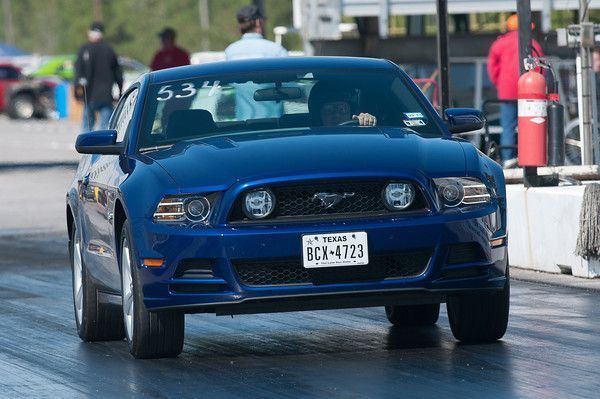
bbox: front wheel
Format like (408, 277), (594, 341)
(120, 221), (184, 359)
(447, 270), (510, 343)
(69, 224), (124, 341)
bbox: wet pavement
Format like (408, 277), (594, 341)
(0, 232), (599, 398)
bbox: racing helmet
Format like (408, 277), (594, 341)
(308, 81), (359, 125)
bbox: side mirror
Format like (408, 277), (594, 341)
(75, 129), (123, 155)
(444, 108), (485, 134)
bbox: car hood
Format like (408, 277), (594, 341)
(146, 128), (466, 189)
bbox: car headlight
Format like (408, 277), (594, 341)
(185, 197), (211, 222)
(383, 182), (415, 210)
(243, 189), (275, 219)
(433, 177), (491, 208)
(153, 193), (218, 225)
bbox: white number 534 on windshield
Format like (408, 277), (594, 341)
(156, 81), (220, 101)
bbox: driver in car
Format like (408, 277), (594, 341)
(308, 82), (377, 127)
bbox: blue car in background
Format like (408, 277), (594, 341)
(66, 57), (508, 359)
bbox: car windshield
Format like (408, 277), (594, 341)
(137, 68), (439, 150)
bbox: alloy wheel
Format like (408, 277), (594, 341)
(121, 237), (134, 342)
(73, 236), (83, 325)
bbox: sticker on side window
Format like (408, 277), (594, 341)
(403, 119), (426, 127)
(403, 112), (424, 119)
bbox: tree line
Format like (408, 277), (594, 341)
(0, 0), (299, 65)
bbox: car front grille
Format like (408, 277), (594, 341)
(228, 180), (427, 223)
(232, 249), (432, 287)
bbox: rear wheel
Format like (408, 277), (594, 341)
(69, 224), (124, 341)
(120, 221), (184, 359)
(447, 270), (510, 343)
(385, 304), (440, 326)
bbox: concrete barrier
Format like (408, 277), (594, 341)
(507, 184), (600, 278)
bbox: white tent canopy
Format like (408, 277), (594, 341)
(341, 0), (600, 16)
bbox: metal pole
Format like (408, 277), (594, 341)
(436, 0), (450, 118)
(199, 0), (210, 51)
(517, 0), (532, 75)
(379, 0), (389, 39)
(541, 0), (553, 34)
(292, 0), (302, 30)
(578, 0), (595, 164)
(302, 0), (318, 56)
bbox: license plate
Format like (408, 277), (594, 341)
(302, 232), (369, 268)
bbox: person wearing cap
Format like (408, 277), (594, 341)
(225, 5), (288, 120)
(150, 27), (190, 71)
(74, 21), (123, 132)
(487, 14), (543, 167)
(225, 5), (288, 61)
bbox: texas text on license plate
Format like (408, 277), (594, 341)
(302, 232), (369, 268)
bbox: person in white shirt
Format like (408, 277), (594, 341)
(225, 4), (288, 120)
(225, 4), (287, 61)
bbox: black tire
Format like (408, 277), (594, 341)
(447, 270), (510, 343)
(69, 224), (125, 341)
(7, 93), (35, 119)
(120, 221), (184, 359)
(385, 303), (440, 326)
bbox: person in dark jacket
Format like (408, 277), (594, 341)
(75, 22), (123, 132)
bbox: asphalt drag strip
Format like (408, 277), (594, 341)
(0, 232), (599, 398)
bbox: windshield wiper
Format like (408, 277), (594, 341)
(139, 144), (173, 153)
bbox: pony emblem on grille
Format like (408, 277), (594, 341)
(312, 192), (355, 209)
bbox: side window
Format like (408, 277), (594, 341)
(0, 66), (20, 79)
(112, 88), (139, 142)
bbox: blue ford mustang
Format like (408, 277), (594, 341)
(66, 57), (508, 359)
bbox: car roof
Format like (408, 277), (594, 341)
(149, 56), (397, 84)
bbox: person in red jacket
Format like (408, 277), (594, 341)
(150, 28), (190, 71)
(487, 14), (543, 166)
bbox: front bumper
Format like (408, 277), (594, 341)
(130, 204), (507, 314)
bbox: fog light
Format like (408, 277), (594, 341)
(243, 189), (275, 219)
(383, 183), (415, 210)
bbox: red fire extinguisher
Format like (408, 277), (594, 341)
(517, 69), (547, 166)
